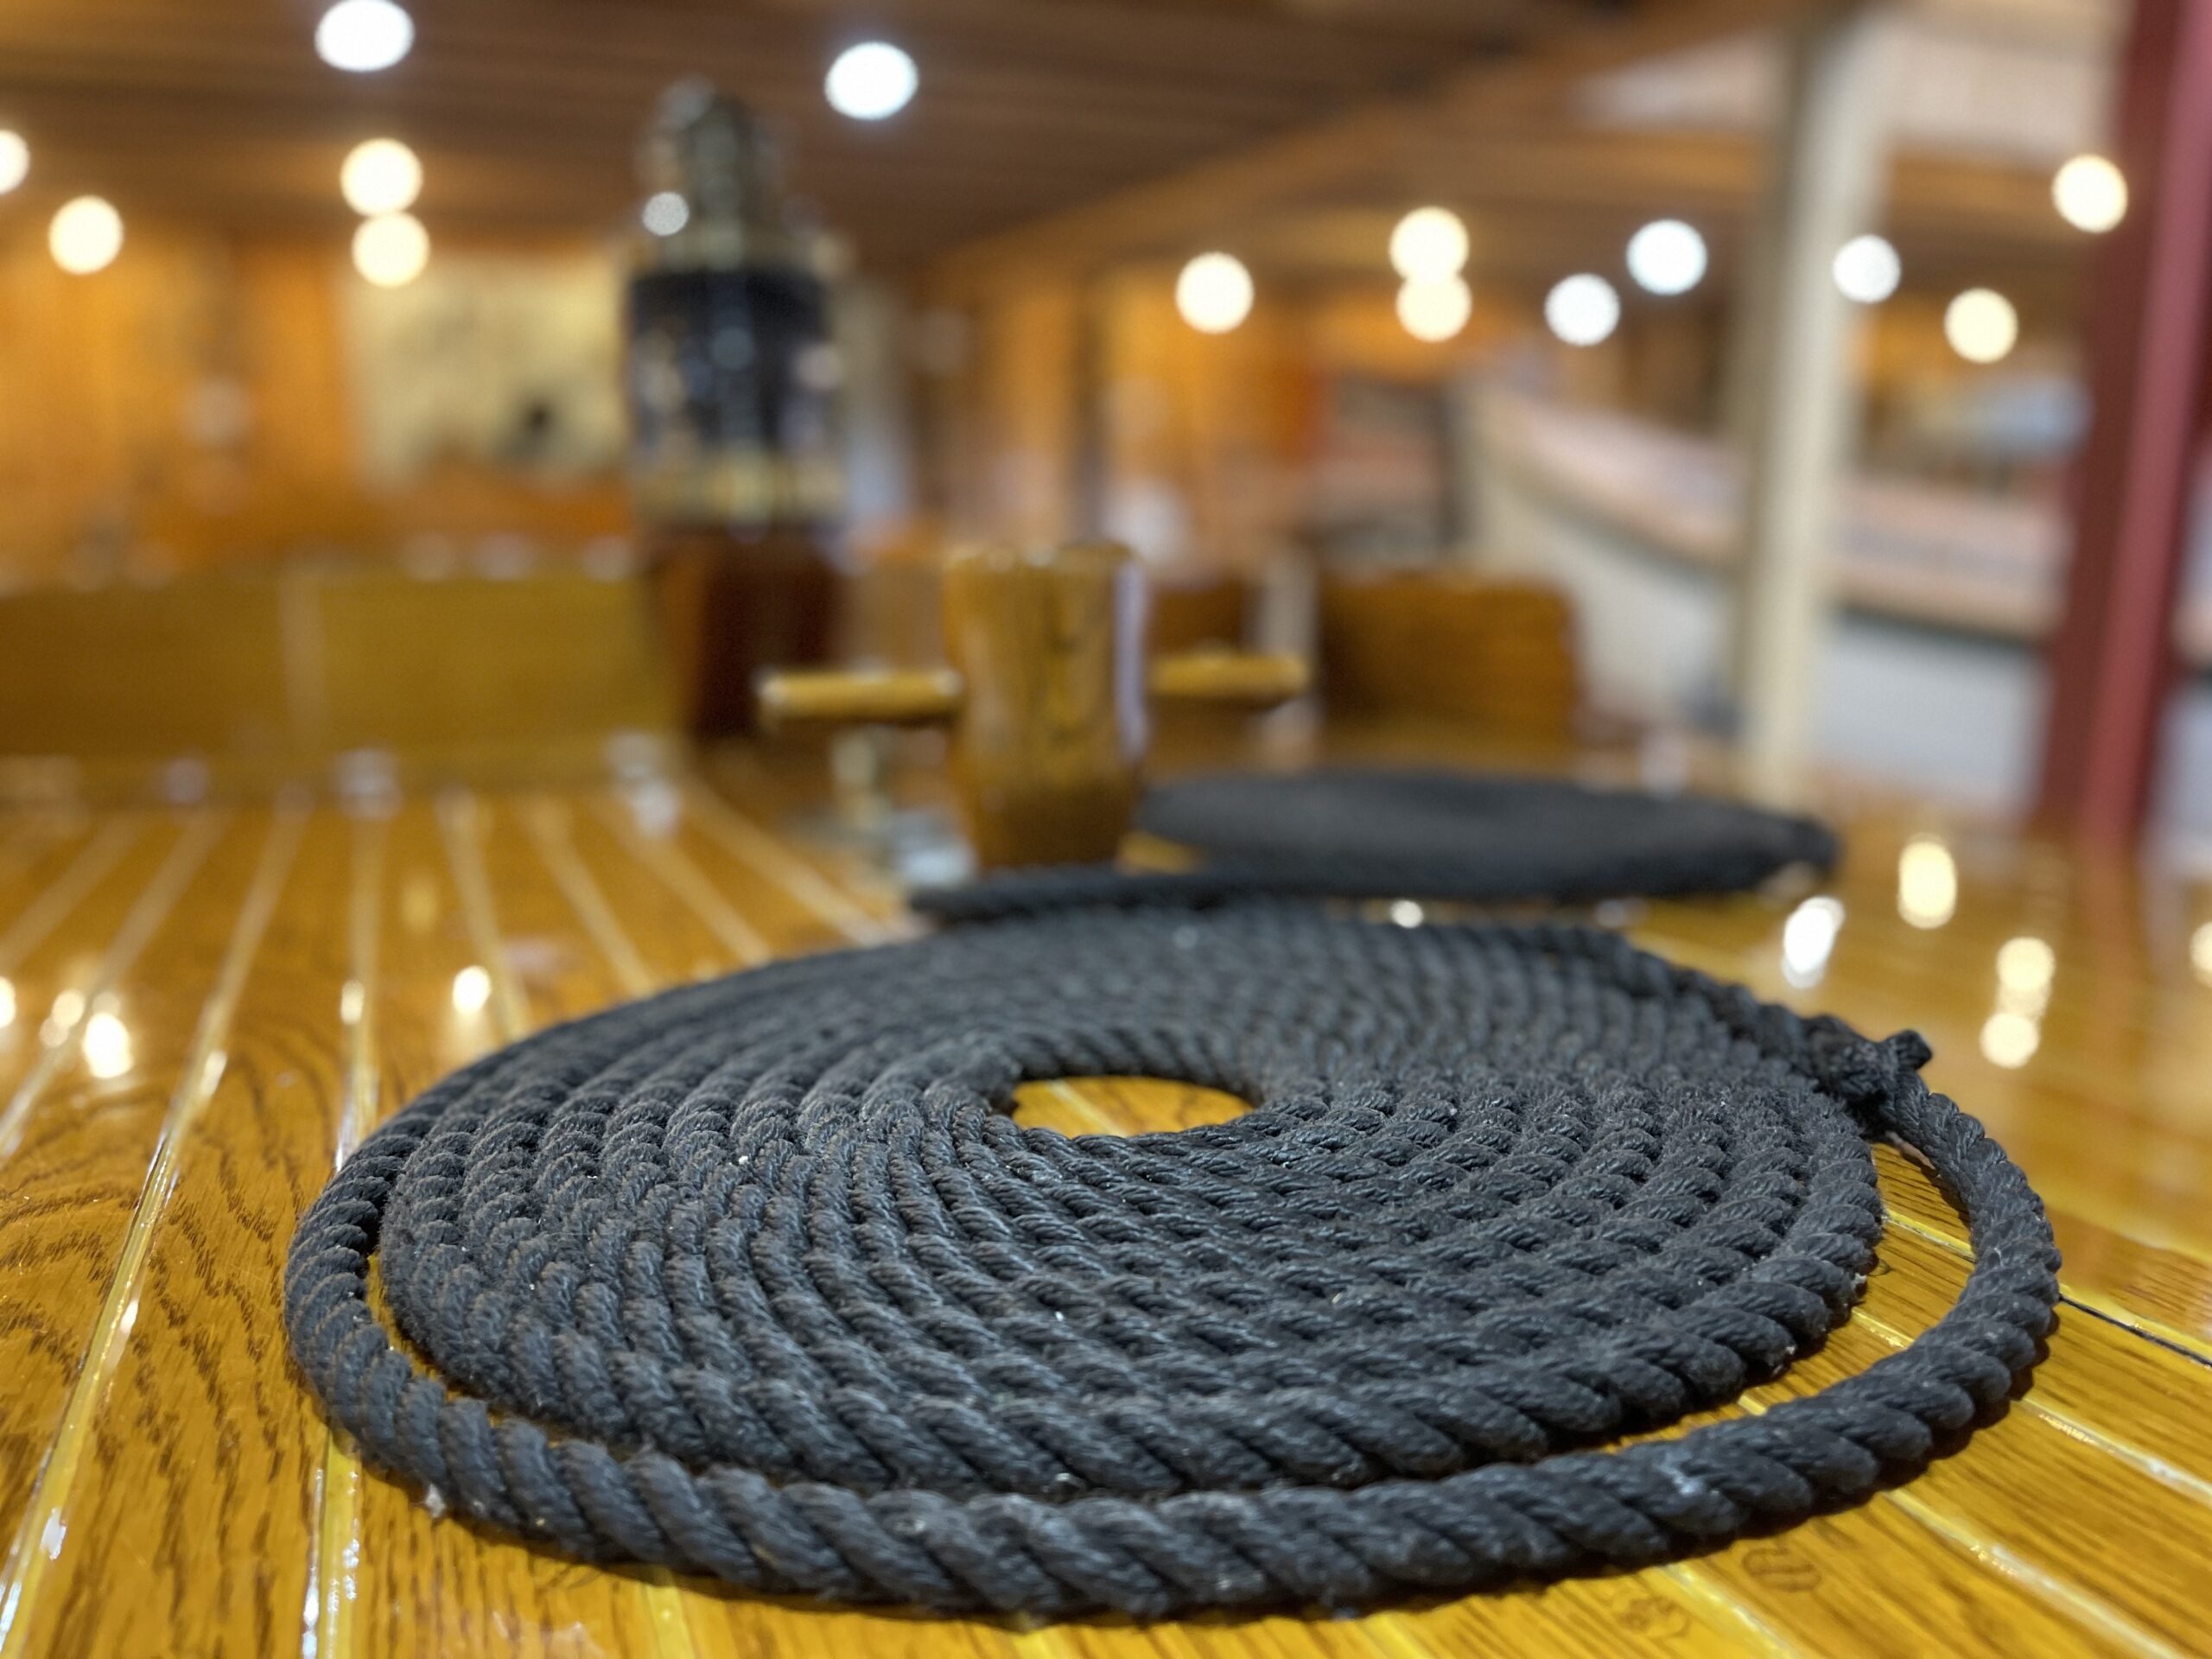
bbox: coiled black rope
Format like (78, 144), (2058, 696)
(912, 769), (1840, 922)
(284, 906), (2055, 1618)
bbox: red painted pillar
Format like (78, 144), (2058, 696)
(2037, 0), (2212, 846)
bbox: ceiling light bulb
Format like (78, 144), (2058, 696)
(1832, 233), (1900, 303)
(353, 211), (429, 287)
(825, 41), (918, 120)
(316, 0), (414, 72)
(1544, 273), (1619, 346)
(1625, 219), (1707, 296)
(1396, 275), (1471, 342)
(49, 196), (124, 275)
(1175, 252), (1254, 334)
(2052, 154), (2126, 233)
(0, 131), (28, 195)
(1389, 207), (1469, 283)
(1944, 287), (2018, 365)
(340, 137), (422, 215)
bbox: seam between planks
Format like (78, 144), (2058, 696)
(0, 817), (139, 972)
(1881, 1207), (2212, 1370)
(594, 796), (771, 966)
(0, 813), (226, 1162)
(1729, 1394), (2183, 1656)
(678, 778), (909, 944)
(305, 814), (388, 1659)
(520, 798), (656, 997)
(1852, 1306), (2212, 1510)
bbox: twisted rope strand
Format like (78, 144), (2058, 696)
(285, 908), (2056, 1617)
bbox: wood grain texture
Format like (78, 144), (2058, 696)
(0, 737), (2207, 1658)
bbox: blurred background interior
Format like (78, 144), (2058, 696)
(0, 0), (2206, 872)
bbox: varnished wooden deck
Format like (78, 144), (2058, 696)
(0, 748), (2209, 1657)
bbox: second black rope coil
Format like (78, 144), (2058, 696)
(913, 769), (1840, 921)
(285, 906), (2055, 1617)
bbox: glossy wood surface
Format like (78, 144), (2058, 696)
(0, 734), (2209, 1658)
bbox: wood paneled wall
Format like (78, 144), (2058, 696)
(0, 219), (626, 587)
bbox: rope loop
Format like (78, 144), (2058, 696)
(286, 906), (2056, 1616)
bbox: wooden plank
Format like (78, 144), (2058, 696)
(0, 810), (336, 1659)
(0, 813), (240, 1532)
(1876, 1145), (2212, 1363)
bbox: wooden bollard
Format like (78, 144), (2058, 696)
(758, 542), (1307, 868)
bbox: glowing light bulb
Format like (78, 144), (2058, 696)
(1897, 835), (1958, 928)
(1625, 219), (1707, 296)
(2052, 154), (2126, 233)
(1396, 275), (1471, 342)
(1944, 288), (2018, 365)
(641, 191), (690, 237)
(353, 211), (429, 287)
(340, 137), (422, 215)
(825, 41), (918, 120)
(316, 0), (413, 71)
(1832, 233), (1899, 304)
(451, 964), (492, 1015)
(1175, 252), (1254, 334)
(49, 196), (123, 275)
(1389, 207), (1469, 283)
(1545, 274), (1619, 346)
(2190, 920), (2212, 988)
(0, 131), (28, 195)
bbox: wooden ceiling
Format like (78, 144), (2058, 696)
(0, 0), (1649, 269)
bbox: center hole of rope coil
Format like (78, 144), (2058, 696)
(1008, 1075), (1252, 1137)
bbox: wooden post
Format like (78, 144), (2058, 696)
(1728, 3), (1891, 801)
(2035, 0), (2212, 848)
(758, 543), (1306, 868)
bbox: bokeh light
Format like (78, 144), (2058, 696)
(2052, 154), (2126, 233)
(340, 137), (422, 215)
(315, 0), (415, 72)
(1625, 219), (1707, 296)
(353, 211), (429, 287)
(642, 190), (690, 236)
(0, 131), (28, 196)
(1944, 288), (2018, 365)
(1897, 835), (1958, 928)
(49, 196), (124, 275)
(1396, 275), (1471, 342)
(1389, 207), (1469, 284)
(826, 42), (918, 120)
(1832, 233), (1900, 304)
(1176, 252), (1254, 334)
(1544, 274), (1619, 346)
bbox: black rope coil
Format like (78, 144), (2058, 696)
(913, 769), (1840, 922)
(284, 906), (2056, 1618)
